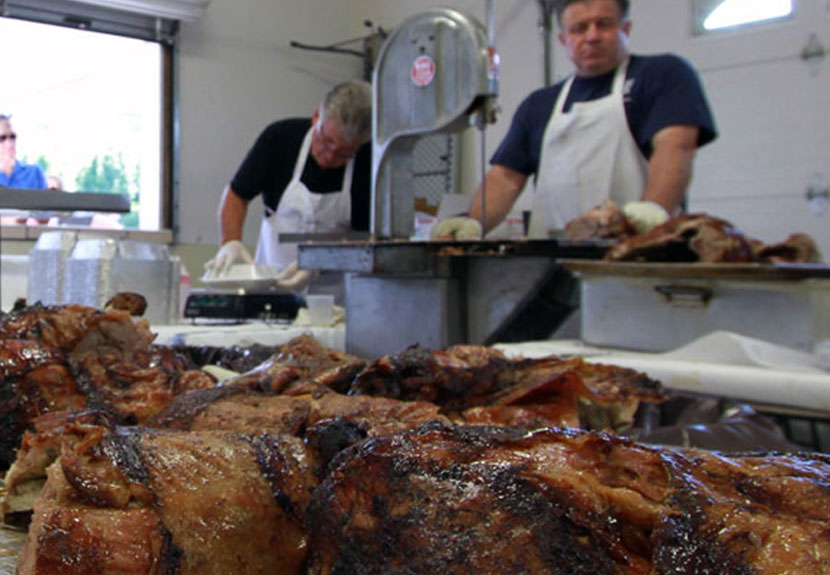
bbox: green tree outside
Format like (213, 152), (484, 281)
(75, 153), (138, 228)
(34, 155), (50, 174)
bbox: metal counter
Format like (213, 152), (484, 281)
(563, 259), (830, 354)
(298, 238), (609, 357)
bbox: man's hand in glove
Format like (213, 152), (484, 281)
(622, 201), (670, 234)
(275, 261), (312, 291)
(203, 240), (254, 278)
(430, 217), (483, 241)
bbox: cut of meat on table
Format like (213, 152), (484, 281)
(0, 301), (217, 471)
(2, 410), (113, 519)
(0, 340), (83, 469)
(0, 303), (156, 356)
(0, 338), (215, 471)
(605, 214), (755, 263)
(17, 424), (318, 575)
(146, 389), (447, 440)
(190, 333), (367, 394)
(307, 423), (830, 575)
(604, 213), (824, 264)
(565, 198), (634, 242)
(753, 232), (823, 263)
(349, 345), (666, 432)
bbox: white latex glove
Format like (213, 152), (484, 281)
(622, 201), (670, 234)
(430, 217), (483, 241)
(275, 261), (312, 291)
(203, 240), (254, 278)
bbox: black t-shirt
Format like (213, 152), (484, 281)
(492, 54), (718, 176)
(230, 118), (371, 231)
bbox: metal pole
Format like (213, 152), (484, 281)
(486, 0), (495, 46)
(538, 0), (555, 87)
(479, 0), (496, 235)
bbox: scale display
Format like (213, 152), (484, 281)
(184, 291), (303, 321)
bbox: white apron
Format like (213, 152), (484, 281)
(530, 59), (647, 237)
(255, 127), (353, 270)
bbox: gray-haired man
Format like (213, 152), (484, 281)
(205, 80), (372, 290)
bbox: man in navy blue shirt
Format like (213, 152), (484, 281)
(437, 0), (717, 240)
(0, 115), (47, 190)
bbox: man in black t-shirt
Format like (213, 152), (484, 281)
(204, 80), (372, 289)
(433, 0), (717, 241)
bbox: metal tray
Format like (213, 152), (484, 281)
(562, 260), (830, 281)
(298, 238), (613, 274)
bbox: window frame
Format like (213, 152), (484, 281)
(0, 0), (178, 233)
(692, 0), (796, 36)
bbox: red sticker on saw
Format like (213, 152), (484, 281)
(411, 55), (435, 87)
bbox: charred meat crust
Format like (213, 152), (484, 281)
(0, 342), (80, 471)
(24, 423), (316, 575)
(605, 214), (755, 263)
(308, 423), (830, 575)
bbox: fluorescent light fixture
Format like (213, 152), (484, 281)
(704, 0), (792, 30)
(73, 0), (212, 21)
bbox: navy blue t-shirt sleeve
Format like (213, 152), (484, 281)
(630, 55), (717, 156)
(491, 87), (558, 176)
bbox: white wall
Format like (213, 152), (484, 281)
(176, 0), (546, 248)
(177, 0), (369, 246)
(177, 0), (830, 258)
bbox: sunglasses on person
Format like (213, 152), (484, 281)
(0, 133), (17, 143)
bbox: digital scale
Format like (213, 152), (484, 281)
(183, 289), (305, 322)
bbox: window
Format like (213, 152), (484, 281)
(694, 0), (794, 34)
(0, 15), (169, 231)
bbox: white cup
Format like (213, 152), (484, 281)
(305, 294), (335, 325)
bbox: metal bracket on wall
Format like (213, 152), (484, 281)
(806, 187), (830, 201)
(806, 173), (830, 202)
(289, 20), (388, 82)
(537, 0), (556, 87)
(801, 32), (826, 61)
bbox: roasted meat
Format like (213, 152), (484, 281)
(458, 356), (665, 431)
(604, 213), (824, 265)
(605, 213), (756, 263)
(0, 341), (215, 471)
(565, 198), (634, 242)
(2, 411), (113, 519)
(350, 345), (665, 432)
(0, 340), (83, 469)
(754, 232), (823, 263)
(348, 343), (515, 407)
(307, 423), (830, 575)
(104, 291), (148, 316)
(17, 423), (319, 575)
(0, 301), (216, 471)
(209, 334), (367, 394)
(146, 386), (447, 440)
(0, 302), (156, 356)
(71, 351), (215, 425)
(146, 335), (368, 430)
